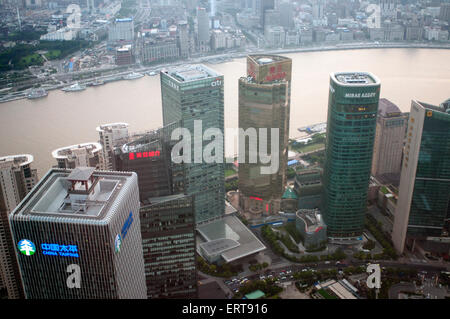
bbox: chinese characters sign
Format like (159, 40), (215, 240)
(265, 64), (286, 82)
(128, 151), (160, 160)
(41, 243), (79, 258)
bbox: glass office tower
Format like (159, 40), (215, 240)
(160, 65), (225, 224)
(9, 167), (147, 299)
(113, 122), (184, 201)
(392, 100), (450, 253)
(140, 194), (197, 299)
(238, 54), (292, 216)
(323, 72), (381, 240)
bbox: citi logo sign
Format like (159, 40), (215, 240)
(211, 79), (222, 87)
(329, 85), (335, 93)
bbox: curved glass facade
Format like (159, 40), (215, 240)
(323, 73), (380, 238)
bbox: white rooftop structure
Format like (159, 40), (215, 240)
(0, 154), (34, 167)
(163, 64), (221, 83)
(315, 279), (358, 299)
(52, 142), (102, 160)
(332, 72), (380, 86)
(14, 168), (135, 220)
(197, 214), (266, 263)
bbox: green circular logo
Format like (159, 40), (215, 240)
(18, 239), (36, 256)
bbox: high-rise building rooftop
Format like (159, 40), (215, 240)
(96, 122), (129, 133)
(249, 54), (291, 65)
(333, 72), (379, 85)
(52, 142), (102, 160)
(0, 154), (34, 168)
(163, 65), (221, 83)
(12, 167), (133, 220)
(378, 98), (402, 117)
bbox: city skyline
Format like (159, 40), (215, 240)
(0, 0), (449, 303)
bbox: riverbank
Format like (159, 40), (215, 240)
(1, 42), (449, 104)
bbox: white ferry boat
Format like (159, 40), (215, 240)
(62, 82), (86, 92)
(123, 72), (144, 80)
(27, 88), (48, 99)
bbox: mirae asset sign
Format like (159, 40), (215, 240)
(344, 92), (377, 98)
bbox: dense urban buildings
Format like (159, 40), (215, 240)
(52, 142), (102, 169)
(115, 45), (134, 66)
(96, 122), (129, 170)
(0, 154), (38, 299)
(238, 54), (292, 216)
(9, 167), (147, 299)
(108, 18), (134, 45)
(322, 72), (381, 241)
(380, 0), (398, 19)
(139, 194), (197, 299)
(371, 98), (407, 179)
(160, 64), (225, 224)
(392, 100), (450, 254)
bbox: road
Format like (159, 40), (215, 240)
(220, 258), (448, 297)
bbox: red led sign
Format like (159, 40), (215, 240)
(128, 151), (160, 160)
(249, 196), (263, 201)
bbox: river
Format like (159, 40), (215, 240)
(0, 48), (449, 177)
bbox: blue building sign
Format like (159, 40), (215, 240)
(121, 211), (133, 240)
(41, 243), (79, 258)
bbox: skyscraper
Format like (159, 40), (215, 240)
(96, 122), (129, 170)
(278, 1), (294, 30)
(197, 7), (210, 52)
(108, 18), (134, 44)
(86, 0), (95, 13)
(392, 100), (450, 254)
(312, 0), (325, 20)
(371, 98), (407, 179)
(52, 142), (102, 169)
(140, 194), (197, 298)
(210, 0), (216, 17)
(323, 72), (381, 240)
(9, 167), (147, 299)
(259, 0), (275, 28)
(0, 155), (38, 208)
(160, 65), (225, 224)
(380, 0), (397, 19)
(113, 122), (185, 201)
(238, 55), (292, 216)
(0, 154), (37, 299)
(177, 21), (189, 59)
